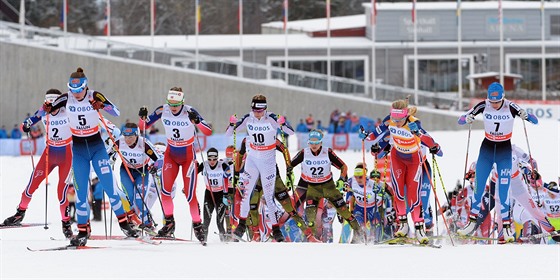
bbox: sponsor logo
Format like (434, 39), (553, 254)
(305, 159), (329, 165)
(163, 119), (190, 127)
(122, 151), (144, 158)
(500, 169), (511, 176)
(484, 114), (510, 120)
(164, 163), (173, 171)
(49, 119), (68, 126)
(389, 128), (413, 137)
(247, 124), (270, 131)
(98, 159), (112, 166)
(68, 106), (94, 113)
(34, 170), (44, 179)
(100, 166), (110, 174)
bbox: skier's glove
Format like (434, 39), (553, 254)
(285, 170), (295, 191)
(22, 119), (32, 133)
(429, 143), (441, 154)
(188, 111), (201, 124)
(465, 114), (475, 124)
(358, 129), (370, 140)
(408, 122), (419, 135)
(139, 106), (149, 120)
(229, 115), (237, 126)
(43, 102), (53, 114)
(370, 143), (381, 154)
(222, 196), (230, 206)
(89, 99), (105, 110)
(336, 177), (347, 192)
(518, 109), (528, 120)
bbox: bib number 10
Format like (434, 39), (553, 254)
(252, 133), (264, 144)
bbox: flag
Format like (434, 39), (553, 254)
(282, 0), (288, 31)
(196, 0), (201, 33)
(411, 0), (416, 23)
(152, 0), (156, 30)
(59, 0), (68, 28)
(370, 0), (377, 26)
(104, 1), (110, 35)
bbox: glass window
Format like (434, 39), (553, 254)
(408, 58), (471, 92)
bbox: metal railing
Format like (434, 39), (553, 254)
(0, 20), (469, 109)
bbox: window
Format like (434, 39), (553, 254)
(406, 58), (471, 92)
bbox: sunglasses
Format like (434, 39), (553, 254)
(488, 100), (502, 104)
(391, 117), (407, 123)
(252, 108), (265, 113)
(308, 140), (321, 145)
(167, 100), (184, 107)
(208, 157), (218, 161)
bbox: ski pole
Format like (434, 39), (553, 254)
(461, 124), (472, 192)
(43, 115), (50, 230)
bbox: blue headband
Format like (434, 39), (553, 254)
(122, 127), (138, 136)
(68, 77), (88, 94)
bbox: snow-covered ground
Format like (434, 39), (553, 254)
(1, 118), (559, 280)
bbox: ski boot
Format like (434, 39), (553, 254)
(2, 208), (26, 226)
(157, 216), (176, 237)
(117, 214), (139, 238)
(271, 224), (284, 242)
(304, 228), (321, 243)
(415, 222), (429, 244)
(193, 222), (205, 243)
(249, 226), (261, 242)
(70, 223), (90, 246)
(502, 221), (515, 243)
(457, 216), (479, 236)
(126, 210), (143, 229)
(394, 216), (409, 237)
(62, 220), (73, 238)
(232, 219), (247, 242)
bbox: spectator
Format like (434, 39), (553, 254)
(305, 114), (315, 131)
(149, 125), (160, 135)
(0, 125), (8, 138)
(316, 120), (327, 132)
(296, 119), (309, 133)
(330, 109), (340, 132)
(10, 124), (22, 139)
(30, 125), (43, 139)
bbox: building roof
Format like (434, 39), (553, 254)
(466, 72), (523, 80)
(262, 14), (365, 33)
(362, 1), (559, 11)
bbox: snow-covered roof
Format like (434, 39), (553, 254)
(262, 14), (365, 33)
(466, 72), (523, 80)
(363, 1), (559, 11)
(102, 34), (559, 51)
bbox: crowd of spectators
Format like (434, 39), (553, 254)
(295, 110), (382, 134)
(0, 124), (23, 139)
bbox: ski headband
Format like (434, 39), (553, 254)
(122, 127), (139, 136)
(251, 100), (267, 112)
(167, 90), (184, 102)
(390, 108), (408, 121)
(68, 77), (88, 94)
(308, 130), (323, 144)
(354, 168), (365, 177)
(45, 94), (59, 103)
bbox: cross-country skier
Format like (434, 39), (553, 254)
(226, 94), (294, 242)
(2, 89), (73, 238)
(457, 82), (538, 243)
(46, 67), (139, 246)
(138, 87), (212, 242)
(291, 129), (363, 241)
(197, 147), (231, 241)
(106, 123), (162, 231)
(359, 97), (440, 244)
